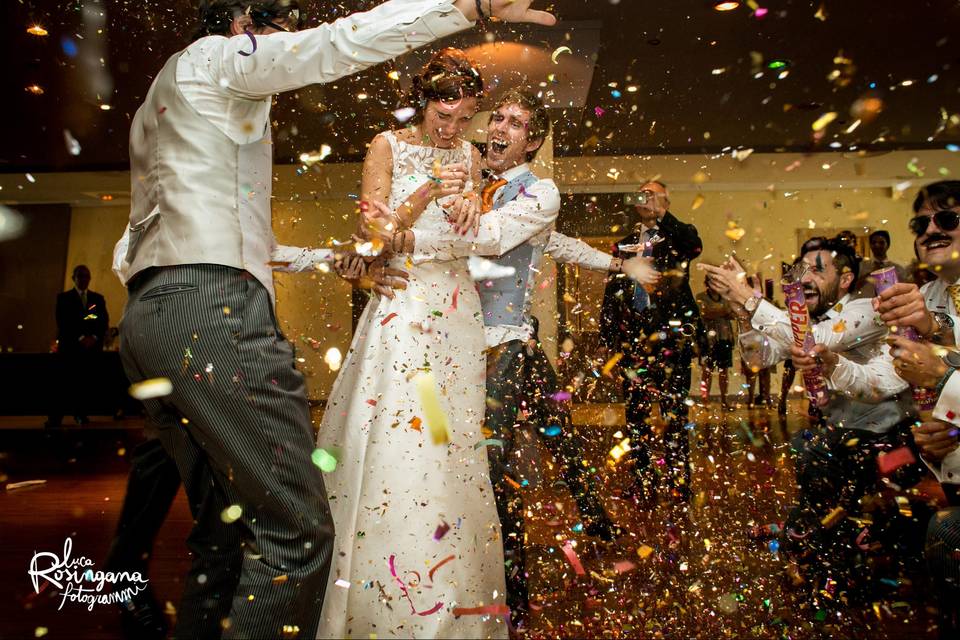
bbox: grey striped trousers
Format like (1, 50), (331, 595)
(120, 265), (334, 639)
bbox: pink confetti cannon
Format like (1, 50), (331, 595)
(871, 265), (935, 410)
(782, 278), (830, 407)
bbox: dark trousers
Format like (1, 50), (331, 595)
(782, 419), (926, 598)
(47, 349), (97, 423)
(484, 339), (609, 616)
(926, 507), (960, 638)
(623, 337), (694, 501)
(104, 437), (181, 579)
(119, 265), (334, 640)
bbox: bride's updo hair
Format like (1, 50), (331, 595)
(401, 48), (484, 125)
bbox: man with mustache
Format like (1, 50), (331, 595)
(875, 180), (960, 635)
(701, 236), (923, 606)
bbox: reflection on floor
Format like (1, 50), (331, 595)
(0, 399), (943, 639)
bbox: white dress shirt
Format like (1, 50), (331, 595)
(116, 0), (472, 292)
(113, 222), (332, 282)
(545, 232), (613, 271)
(740, 295), (907, 401)
(413, 163), (561, 264)
(917, 276), (960, 483)
(175, 0), (472, 144)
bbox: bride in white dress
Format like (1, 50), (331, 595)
(315, 49), (509, 639)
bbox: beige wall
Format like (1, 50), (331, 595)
(38, 148), (958, 400)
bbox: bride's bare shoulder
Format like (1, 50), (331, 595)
(390, 127), (421, 145)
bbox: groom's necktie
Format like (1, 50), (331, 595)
(481, 176), (508, 213)
(631, 229), (656, 312)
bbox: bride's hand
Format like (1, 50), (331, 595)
(358, 200), (402, 248)
(430, 162), (469, 199)
(333, 254), (367, 281)
(445, 195), (480, 236)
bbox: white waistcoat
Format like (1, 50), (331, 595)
(123, 51), (276, 298)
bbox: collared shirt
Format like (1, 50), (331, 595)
(175, 0), (472, 145)
(113, 223), (331, 282)
(916, 276), (960, 483)
(921, 276), (960, 344)
(131, 0), (472, 292)
(739, 295), (906, 402)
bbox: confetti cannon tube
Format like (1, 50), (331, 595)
(871, 266), (919, 341)
(871, 266), (935, 410)
(782, 279), (830, 407)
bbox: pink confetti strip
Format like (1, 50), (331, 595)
(561, 541), (586, 575)
(448, 285), (459, 312)
(433, 521), (451, 541)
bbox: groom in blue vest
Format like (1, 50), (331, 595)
(475, 89), (622, 626)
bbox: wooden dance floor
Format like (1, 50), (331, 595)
(0, 400), (941, 639)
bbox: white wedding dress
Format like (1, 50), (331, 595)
(315, 132), (507, 639)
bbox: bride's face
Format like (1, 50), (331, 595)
(420, 97), (479, 148)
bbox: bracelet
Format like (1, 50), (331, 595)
(935, 366), (956, 396)
(609, 257), (623, 273)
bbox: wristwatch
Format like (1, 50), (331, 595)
(743, 291), (763, 315)
(931, 311), (956, 344)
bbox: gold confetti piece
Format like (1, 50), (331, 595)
(34, 627), (48, 638)
(272, 575), (289, 584)
(821, 506), (846, 528)
(25, 84), (44, 95)
(691, 170), (709, 184)
(608, 437), (631, 462)
(637, 544), (655, 559)
(724, 227), (745, 241)
(691, 193), (706, 210)
(814, 3), (827, 20)
(832, 320), (847, 333)
(27, 25), (48, 36)
(129, 377), (173, 400)
(222, 306), (231, 315)
(409, 416), (422, 432)
(811, 111), (838, 131)
(415, 372), (450, 445)
(601, 353), (623, 376)
(551, 46), (572, 64)
(387, 70), (399, 81)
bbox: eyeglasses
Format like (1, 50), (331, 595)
(909, 210), (960, 236)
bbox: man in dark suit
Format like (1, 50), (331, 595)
(600, 181), (702, 505)
(48, 265), (108, 426)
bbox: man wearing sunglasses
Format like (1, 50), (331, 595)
(876, 180), (960, 636)
(114, 1), (556, 639)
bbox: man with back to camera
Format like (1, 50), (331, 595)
(113, 1), (555, 637)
